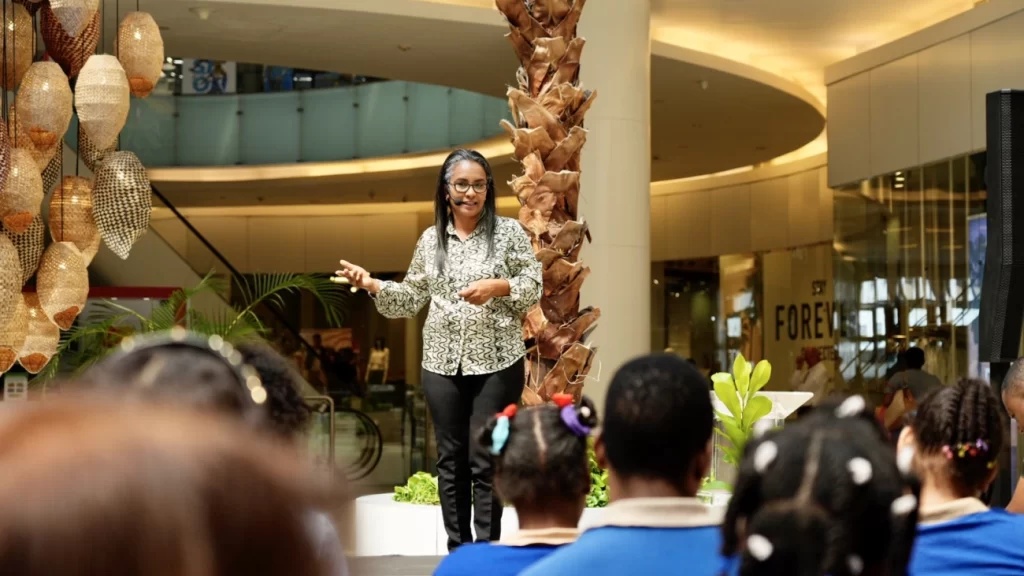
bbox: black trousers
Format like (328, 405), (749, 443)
(422, 360), (524, 551)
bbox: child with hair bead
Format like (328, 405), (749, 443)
(432, 394), (598, 576)
(899, 379), (1024, 575)
(722, 396), (919, 576)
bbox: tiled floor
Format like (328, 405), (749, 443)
(350, 556), (442, 576)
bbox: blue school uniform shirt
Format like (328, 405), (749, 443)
(910, 503), (1024, 576)
(522, 498), (729, 576)
(433, 543), (562, 576)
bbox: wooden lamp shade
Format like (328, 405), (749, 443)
(117, 12), (164, 98)
(1, 3), (34, 90)
(94, 151), (151, 260)
(8, 103), (55, 171)
(42, 5), (100, 79)
(75, 55), (131, 151)
(15, 62), (74, 155)
(0, 234), (22, 330)
(79, 125), (115, 171)
(0, 149), (45, 234)
(49, 176), (101, 264)
(48, 0), (99, 38)
(0, 118), (10, 191)
(0, 293), (28, 374)
(18, 293), (60, 374)
(4, 215), (45, 284)
(43, 145), (64, 195)
(37, 242), (88, 330)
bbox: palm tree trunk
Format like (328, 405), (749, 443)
(495, 0), (599, 405)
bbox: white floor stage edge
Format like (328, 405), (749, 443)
(352, 493), (730, 556)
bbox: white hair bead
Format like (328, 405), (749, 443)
(891, 494), (918, 516)
(836, 395), (866, 418)
(847, 554), (864, 575)
(753, 441), (778, 473)
(897, 447), (915, 475)
(847, 457), (873, 485)
(747, 534), (774, 562)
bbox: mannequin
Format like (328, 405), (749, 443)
(367, 337), (390, 386)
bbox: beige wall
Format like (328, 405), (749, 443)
(152, 157), (833, 275)
(826, 3), (1024, 186)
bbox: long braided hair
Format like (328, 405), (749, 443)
(722, 397), (920, 576)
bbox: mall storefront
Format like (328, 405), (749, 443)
(655, 153), (988, 404)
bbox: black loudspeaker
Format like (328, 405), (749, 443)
(980, 90), (1024, 363)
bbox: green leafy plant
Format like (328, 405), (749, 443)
(701, 474), (733, 492)
(586, 444), (609, 508)
(712, 354), (773, 466)
(35, 272), (349, 383)
(393, 472), (441, 505)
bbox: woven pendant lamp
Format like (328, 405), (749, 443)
(50, 176), (101, 264)
(76, 55), (131, 151)
(37, 242), (88, 330)
(0, 234), (22, 329)
(49, 0), (99, 38)
(79, 126), (114, 171)
(117, 12), (163, 98)
(12, 0), (44, 16)
(4, 215), (45, 284)
(0, 292), (28, 374)
(1, 3), (33, 90)
(15, 62), (74, 154)
(7, 103), (55, 171)
(43, 144), (63, 195)
(19, 293), (60, 374)
(94, 151), (151, 259)
(0, 149), (44, 234)
(42, 5), (99, 79)
(0, 118), (10, 190)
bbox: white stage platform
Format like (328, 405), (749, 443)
(352, 493), (730, 556)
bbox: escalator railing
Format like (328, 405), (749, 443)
(148, 185), (383, 481)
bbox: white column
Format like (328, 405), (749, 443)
(578, 0), (652, 408)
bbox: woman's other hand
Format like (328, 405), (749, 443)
(337, 260), (381, 294)
(458, 279), (510, 305)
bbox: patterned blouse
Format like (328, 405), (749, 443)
(373, 217), (542, 376)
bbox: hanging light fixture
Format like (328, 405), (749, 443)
(75, 55), (131, 151)
(41, 5), (99, 79)
(93, 151), (151, 260)
(37, 242), (88, 330)
(18, 293), (60, 375)
(49, 176), (101, 264)
(15, 62), (74, 156)
(79, 126), (114, 172)
(1, 3), (34, 90)
(117, 12), (164, 98)
(0, 234), (22, 330)
(0, 117), (10, 190)
(0, 149), (44, 234)
(43, 144), (63, 195)
(8, 103), (54, 171)
(12, 0), (44, 16)
(4, 215), (45, 284)
(48, 0), (99, 38)
(0, 293), (28, 374)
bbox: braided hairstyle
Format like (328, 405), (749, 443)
(236, 342), (312, 440)
(477, 396), (598, 510)
(907, 378), (1004, 496)
(722, 397), (919, 576)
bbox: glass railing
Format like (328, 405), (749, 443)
(66, 81), (510, 167)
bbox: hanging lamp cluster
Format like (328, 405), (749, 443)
(0, 0), (164, 376)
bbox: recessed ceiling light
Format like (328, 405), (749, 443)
(189, 7), (213, 20)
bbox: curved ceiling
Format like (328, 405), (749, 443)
(137, 0), (824, 193)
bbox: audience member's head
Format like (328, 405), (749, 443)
(236, 342), (312, 440)
(478, 395), (597, 526)
(0, 401), (331, 576)
(1002, 358), (1024, 430)
(76, 330), (266, 427)
(597, 353), (712, 498)
(724, 397), (918, 576)
(905, 347), (926, 370)
(901, 378), (1004, 498)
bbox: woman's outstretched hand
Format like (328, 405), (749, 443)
(458, 279), (510, 305)
(337, 260), (381, 294)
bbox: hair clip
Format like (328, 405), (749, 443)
(942, 439), (991, 461)
(489, 404), (518, 456)
(551, 393), (574, 408)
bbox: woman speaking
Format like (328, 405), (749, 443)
(337, 149), (542, 550)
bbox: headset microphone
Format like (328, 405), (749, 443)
(452, 198), (467, 206)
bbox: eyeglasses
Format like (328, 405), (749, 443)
(449, 181), (488, 194)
